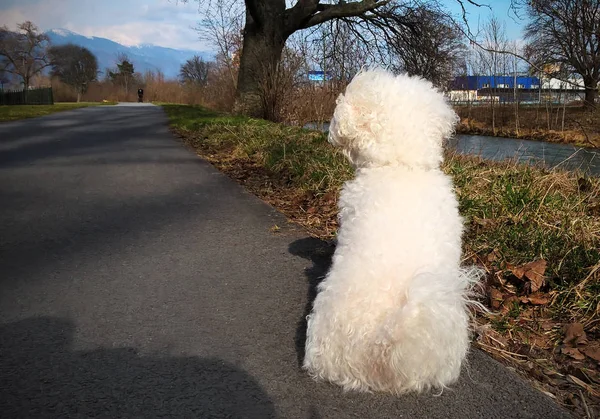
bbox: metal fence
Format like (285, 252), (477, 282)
(0, 87), (54, 105)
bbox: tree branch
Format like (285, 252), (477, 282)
(298, 0), (390, 30)
(284, 0), (321, 34)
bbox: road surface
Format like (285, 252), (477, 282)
(0, 104), (570, 418)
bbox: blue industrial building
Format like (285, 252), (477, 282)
(307, 70), (333, 82)
(451, 75), (541, 90)
(449, 74), (586, 104)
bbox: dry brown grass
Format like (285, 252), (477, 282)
(278, 83), (342, 127)
(37, 66), (236, 108)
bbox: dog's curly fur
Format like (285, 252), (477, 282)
(303, 68), (479, 394)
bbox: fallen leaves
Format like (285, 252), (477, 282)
(473, 216), (496, 229)
(486, 249), (502, 263)
(582, 344), (600, 363)
(564, 323), (588, 346)
(520, 293), (551, 306)
(487, 259), (551, 313)
(489, 288), (504, 310)
(561, 322), (600, 366)
(562, 347), (586, 361)
(508, 259), (547, 293)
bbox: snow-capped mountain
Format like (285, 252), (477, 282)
(46, 29), (213, 79)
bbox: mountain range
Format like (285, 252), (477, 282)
(46, 29), (213, 79)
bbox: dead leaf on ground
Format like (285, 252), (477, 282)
(474, 216), (495, 228)
(322, 191), (337, 205)
(530, 334), (553, 350)
(508, 259), (547, 293)
(564, 322), (588, 346)
(516, 330), (552, 350)
(581, 342), (600, 362)
(562, 347), (586, 360)
(500, 295), (520, 313)
(538, 320), (556, 332)
(520, 292), (551, 305)
(518, 307), (535, 321)
(487, 249), (501, 263)
(489, 287), (504, 310)
(475, 322), (509, 347)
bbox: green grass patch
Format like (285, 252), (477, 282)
(0, 102), (117, 122)
(164, 104), (352, 194)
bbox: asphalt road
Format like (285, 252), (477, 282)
(0, 104), (571, 418)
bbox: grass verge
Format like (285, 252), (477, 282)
(164, 104), (600, 417)
(0, 102), (117, 122)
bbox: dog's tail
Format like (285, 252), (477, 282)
(374, 266), (485, 393)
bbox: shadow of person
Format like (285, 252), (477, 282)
(0, 317), (276, 418)
(288, 237), (336, 369)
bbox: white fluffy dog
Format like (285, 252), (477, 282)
(303, 68), (477, 394)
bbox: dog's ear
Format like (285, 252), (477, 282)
(330, 91), (380, 151)
(328, 94), (353, 148)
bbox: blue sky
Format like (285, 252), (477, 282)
(443, 0), (526, 40)
(0, 0), (526, 51)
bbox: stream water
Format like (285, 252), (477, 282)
(303, 122), (600, 176)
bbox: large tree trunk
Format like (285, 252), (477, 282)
(232, 0), (386, 118)
(234, 8), (287, 118)
(583, 76), (597, 110)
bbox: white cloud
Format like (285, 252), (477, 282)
(0, 0), (211, 50)
(70, 21), (207, 50)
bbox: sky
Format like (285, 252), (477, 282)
(0, 0), (527, 51)
(444, 0), (526, 41)
(0, 0), (211, 51)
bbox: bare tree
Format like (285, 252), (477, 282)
(509, 40), (520, 135)
(109, 53), (135, 95)
(523, 0), (600, 109)
(0, 21), (51, 94)
(476, 17), (510, 134)
(180, 55), (211, 85)
(197, 1), (244, 89)
(49, 44), (98, 102)
(315, 19), (371, 88)
(388, 6), (466, 89)
(258, 45), (306, 121)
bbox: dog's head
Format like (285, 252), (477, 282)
(328, 68), (458, 169)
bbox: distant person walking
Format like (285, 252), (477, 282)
(137, 88), (144, 103)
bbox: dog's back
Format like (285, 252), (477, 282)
(305, 166), (471, 393)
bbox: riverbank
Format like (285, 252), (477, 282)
(164, 104), (600, 418)
(454, 105), (600, 148)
